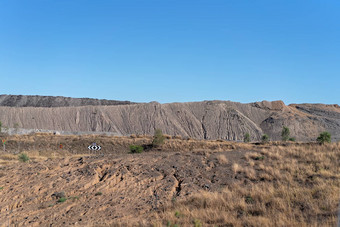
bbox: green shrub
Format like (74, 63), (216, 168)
(255, 155), (265, 160)
(152, 129), (165, 148)
(281, 126), (290, 141)
(129, 145), (144, 153)
(69, 196), (79, 201)
(57, 197), (67, 203)
(317, 132), (331, 145)
(174, 211), (181, 218)
(261, 134), (269, 143)
(245, 195), (254, 204)
(193, 219), (202, 227)
(18, 153), (30, 162)
(289, 137), (296, 142)
(95, 192), (103, 196)
(243, 133), (250, 143)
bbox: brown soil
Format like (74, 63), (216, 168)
(0, 134), (339, 226)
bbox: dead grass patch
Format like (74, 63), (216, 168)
(154, 143), (340, 226)
(217, 154), (228, 164)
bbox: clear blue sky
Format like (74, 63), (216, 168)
(0, 0), (339, 104)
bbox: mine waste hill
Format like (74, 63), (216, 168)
(0, 94), (339, 141)
(0, 94), (135, 107)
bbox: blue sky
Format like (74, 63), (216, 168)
(0, 0), (339, 104)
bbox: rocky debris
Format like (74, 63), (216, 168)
(51, 192), (66, 199)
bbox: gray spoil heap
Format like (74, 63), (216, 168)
(0, 94), (136, 107)
(0, 96), (339, 142)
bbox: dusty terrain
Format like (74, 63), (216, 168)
(0, 134), (339, 226)
(1, 96), (340, 142)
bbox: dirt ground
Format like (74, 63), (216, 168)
(0, 134), (339, 226)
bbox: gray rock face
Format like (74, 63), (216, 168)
(0, 95), (135, 107)
(0, 97), (339, 142)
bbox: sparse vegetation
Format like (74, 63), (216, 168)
(317, 131), (331, 144)
(243, 133), (250, 143)
(254, 155), (265, 160)
(18, 153), (30, 162)
(261, 134), (269, 143)
(217, 154), (228, 164)
(0, 121), (2, 132)
(129, 145), (144, 153)
(289, 137), (296, 142)
(245, 195), (254, 204)
(152, 129), (165, 148)
(156, 143), (340, 226)
(174, 211), (181, 218)
(281, 126), (290, 141)
(57, 197), (67, 203)
(0, 134), (339, 226)
(0, 186), (3, 190)
(193, 219), (202, 227)
(69, 196), (79, 201)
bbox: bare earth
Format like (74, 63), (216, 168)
(0, 134), (339, 226)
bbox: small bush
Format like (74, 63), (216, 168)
(18, 153), (30, 162)
(245, 195), (255, 204)
(129, 145), (144, 153)
(95, 192), (103, 196)
(57, 197), (67, 203)
(281, 126), (290, 141)
(261, 134), (269, 143)
(289, 137), (296, 142)
(255, 155), (265, 160)
(193, 219), (202, 227)
(244, 133), (250, 143)
(174, 211), (181, 218)
(317, 132), (331, 145)
(152, 129), (165, 148)
(69, 196), (79, 201)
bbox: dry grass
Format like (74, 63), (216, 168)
(0, 134), (339, 226)
(153, 143), (340, 226)
(217, 154), (228, 164)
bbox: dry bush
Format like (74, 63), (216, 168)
(217, 154), (228, 164)
(232, 163), (241, 174)
(129, 134), (137, 138)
